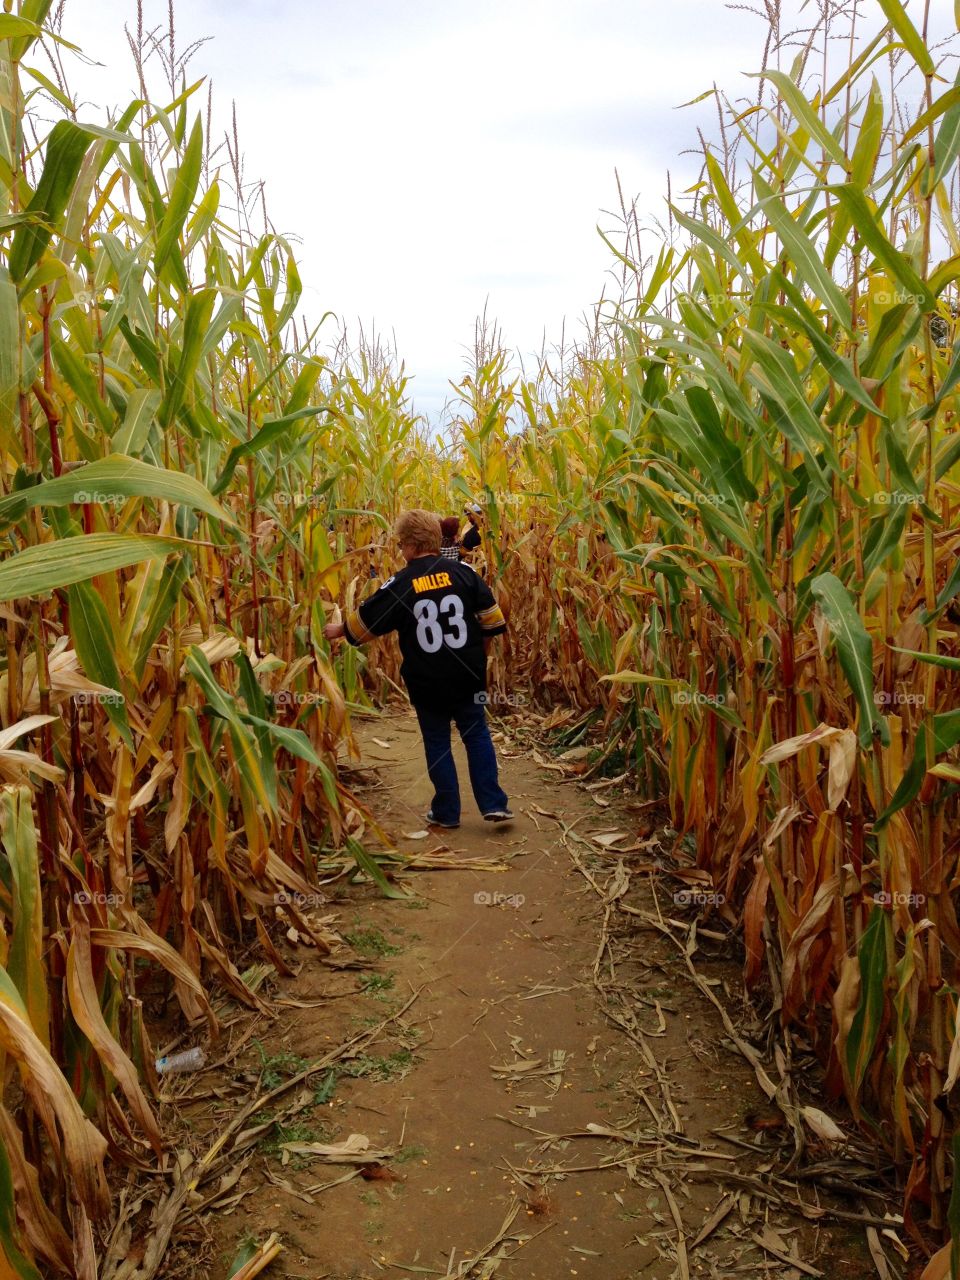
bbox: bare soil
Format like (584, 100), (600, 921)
(161, 708), (892, 1280)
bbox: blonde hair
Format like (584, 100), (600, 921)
(395, 509), (441, 554)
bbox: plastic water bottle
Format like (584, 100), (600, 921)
(155, 1046), (206, 1075)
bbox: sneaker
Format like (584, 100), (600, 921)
(483, 809), (514, 823)
(425, 811), (460, 829)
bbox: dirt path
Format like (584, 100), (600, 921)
(182, 709), (889, 1280)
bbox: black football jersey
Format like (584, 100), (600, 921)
(344, 554), (506, 710)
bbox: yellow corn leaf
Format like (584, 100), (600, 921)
(782, 875), (840, 1016)
(66, 923), (161, 1153)
(0, 716), (64, 786)
(760, 723), (844, 765)
(919, 1244), (950, 1280)
(0, 787), (48, 1046)
(163, 764), (191, 855)
(0, 966), (108, 1219)
(0, 1105), (72, 1276)
(90, 921), (216, 1034)
(229, 1234), (283, 1280)
(827, 729), (858, 810)
(178, 631), (240, 672)
(736, 701), (773, 852)
(19, 642), (120, 714)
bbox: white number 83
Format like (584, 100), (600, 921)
(413, 595), (468, 652)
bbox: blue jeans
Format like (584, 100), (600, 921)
(414, 699), (509, 823)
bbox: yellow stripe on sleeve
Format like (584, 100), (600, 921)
(345, 608), (376, 644)
(476, 603), (506, 632)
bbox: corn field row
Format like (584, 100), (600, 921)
(0, 0), (959, 1275)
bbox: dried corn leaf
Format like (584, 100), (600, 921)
(760, 723), (842, 765)
(800, 1106), (846, 1145)
(279, 1133), (392, 1163)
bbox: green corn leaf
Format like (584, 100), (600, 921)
(810, 572), (887, 748)
(158, 288), (217, 427)
(878, 420), (922, 495)
(890, 647), (960, 671)
(131, 555), (190, 680)
(346, 837), (408, 900)
(684, 386), (757, 496)
(845, 907), (890, 1095)
(849, 79), (885, 189)
(763, 294), (885, 420)
(924, 557), (960, 622)
(126, 140), (166, 233)
(0, 1139), (41, 1280)
(863, 502), (910, 576)
(876, 710), (960, 827)
(111, 388), (161, 456)
(0, 267), (19, 450)
(823, 29), (898, 104)
(743, 329), (844, 475)
(934, 74), (960, 186)
(283, 358), (326, 416)
(51, 337), (114, 434)
(875, 0), (935, 75)
(0, 788), (48, 1047)
(212, 406), (328, 496)
(828, 183), (933, 310)
(669, 205), (751, 286)
(0, 533), (188, 602)
(936, 430), (960, 481)
(154, 115), (203, 280)
(0, 17), (41, 41)
(22, 64), (76, 114)
(8, 120), (94, 283)
(66, 582), (133, 749)
(919, 340), (960, 428)
(184, 648), (276, 816)
(7, 0), (52, 61)
(752, 171), (852, 332)
(240, 713), (324, 767)
(274, 235), (303, 333)
(117, 319), (163, 384)
(0, 454), (234, 526)
(183, 178), (221, 256)
(199, 296), (243, 362)
(756, 70), (847, 167)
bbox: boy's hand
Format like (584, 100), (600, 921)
(323, 621), (345, 641)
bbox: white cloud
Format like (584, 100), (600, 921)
(54, 0), (957, 419)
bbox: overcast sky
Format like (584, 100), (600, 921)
(54, 1), (953, 420)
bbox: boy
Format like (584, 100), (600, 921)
(323, 509), (513, 828)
